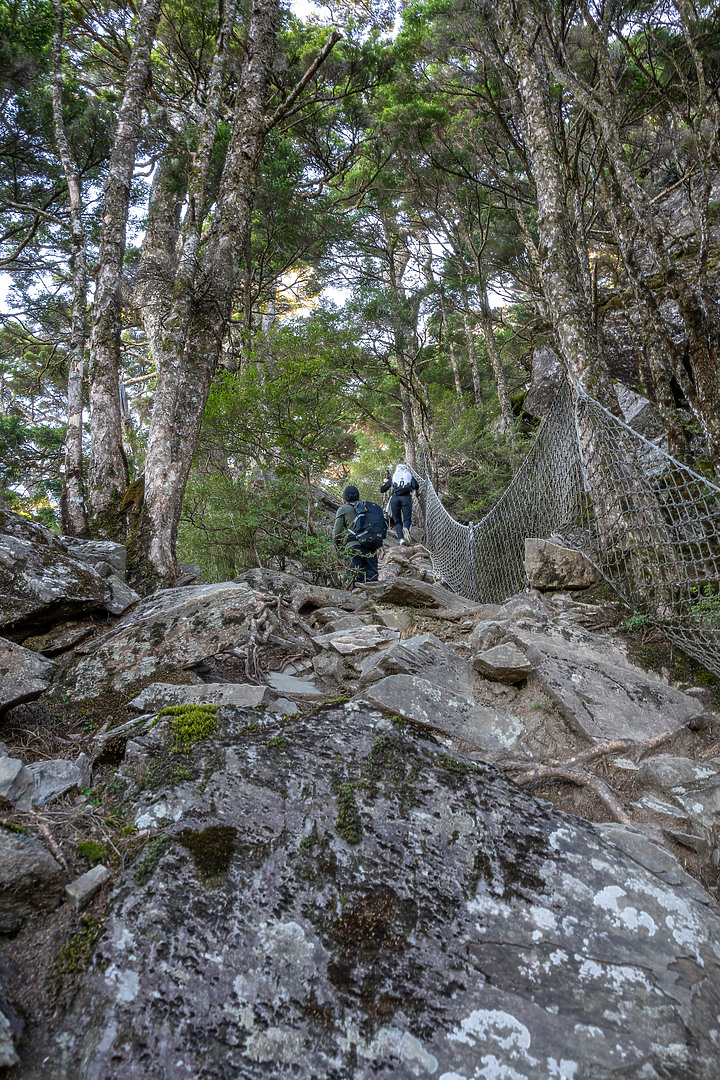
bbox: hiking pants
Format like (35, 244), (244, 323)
(390, 493), (413, 540)
(346, 544), (379, 585)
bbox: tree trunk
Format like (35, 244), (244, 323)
(477, 289), (514, 433)
(495, 0), (617, 410)
(438, 286), (463, 399)
(461, 302), (483, 407)
(87, 0), (163, 537)
(135, 0), (281, 588)
(52, 0), (88, 536)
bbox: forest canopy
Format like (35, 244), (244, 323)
(2, 0), (719, 588)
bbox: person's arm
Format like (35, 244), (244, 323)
(333, 508), (346, 547)
(411, 477), (420, 494)
(380, 477), (392, 493)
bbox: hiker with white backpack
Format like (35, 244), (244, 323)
(381, 464), (419, 545)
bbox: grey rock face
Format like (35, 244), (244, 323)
(362, 578), (474, 610)
(65, 865), (111, 909)
(358, 674), (523, 756)
(0, 758), (31, 805)
(313, 626), (400, 655)
(58, 537), (127, 580)
(0, 637), (56, 713)
(473, 642), (534, 683)
(24, 758), (85, 807)
(311, 652), (346, 681)
(0, 828), (65, 933)
(266, 672), (322, 697)
(636, 754), (720, 795)
(103, 574), (141, 616)
(512, 629), (701, 742)
(525, 538), (601, 590)
(25, 705), (720, 1080)
(237, 568), (363, 612)
(0, 507), (114, 635)
(59, 583), (273, 699)
(358, 633), (473, 694)
(128, 682), (273, 713)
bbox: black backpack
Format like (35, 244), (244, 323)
(393, 480), (413, 496)
(350, 500), (387, 552)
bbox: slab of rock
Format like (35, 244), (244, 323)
(59, 583), (272, 698)
(0, 758), (31, 805)
(128, 682), (273, 713)
(237, 568), (363, 611)
(65, 864), (111, 909)
(358, 674), (523, 756)
(512, 629), (701, 743)
(313, 626), (400, 655)
(473, 642), (534, 683)
(525, 538), (600, 590)
(0, 506), (114, 635)
(321, 614), (376, 634)
(22, 621), (95, 656)
(22, 704), (720, 1080)
(616, 384), (665, 441)
(362, 578), (474, 611)
(266, 672), (322, 697)
(374, 609), (414, 632)
(311, 652), (346, 680)
(0, 828), (65, 933)
(636, 754), (720, 795)
(58, 537), (127, 580)
(358, 633), (473, 694)
(24, 758), (85, 807)
(0, 637), (56, 713)
(103, 574), (141, 616)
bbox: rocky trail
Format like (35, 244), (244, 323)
(2, 499), (720, 1077)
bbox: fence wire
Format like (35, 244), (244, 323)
(415, 383), (720, 678)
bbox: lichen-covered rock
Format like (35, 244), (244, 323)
(25, 758), (85, 807)
(21, 621), (95, 657)
(0, 828), (65, 933)
(127, 682), (273, 713)
(0, 636), (57, 713)
(0, 506), (113, 635)
(22, 705), (720, 1079)
(59, 583), (272, 699)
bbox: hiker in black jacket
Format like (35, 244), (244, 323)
(381, 464), (419, 544)
(333, 486), (385, 585)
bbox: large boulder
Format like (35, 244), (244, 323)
(510, 628), (702, 743)
(21, 704), (720, 1079)
(58, 536), (127, 580)
(0, 637), (56, 713)
(0, 505), (131, 635)
(361, 578), (474, 611)
(525, 538), (601, 590)
(59, 582), (276, 698)
(0, 828), (65, 933)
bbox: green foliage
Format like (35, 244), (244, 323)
(77, 839), (107, 865)
(157, 705), (219, 750)
(624, 611), (649, 633)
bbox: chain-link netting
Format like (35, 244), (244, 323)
(415, 384), (720, 677)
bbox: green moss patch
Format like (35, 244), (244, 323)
(335, 783), (363, 844)
(78, 839), (108, 866)
(51, 916), (103, 993)
(157, 704), (218, 750)
(135, 835), (172, 886)
(177, 825), (238, 886)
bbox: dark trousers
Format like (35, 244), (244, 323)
(390, 494), (413, 540)
(346, 544), (379, 584)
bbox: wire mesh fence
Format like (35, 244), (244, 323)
(415, 383), (720, 677)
